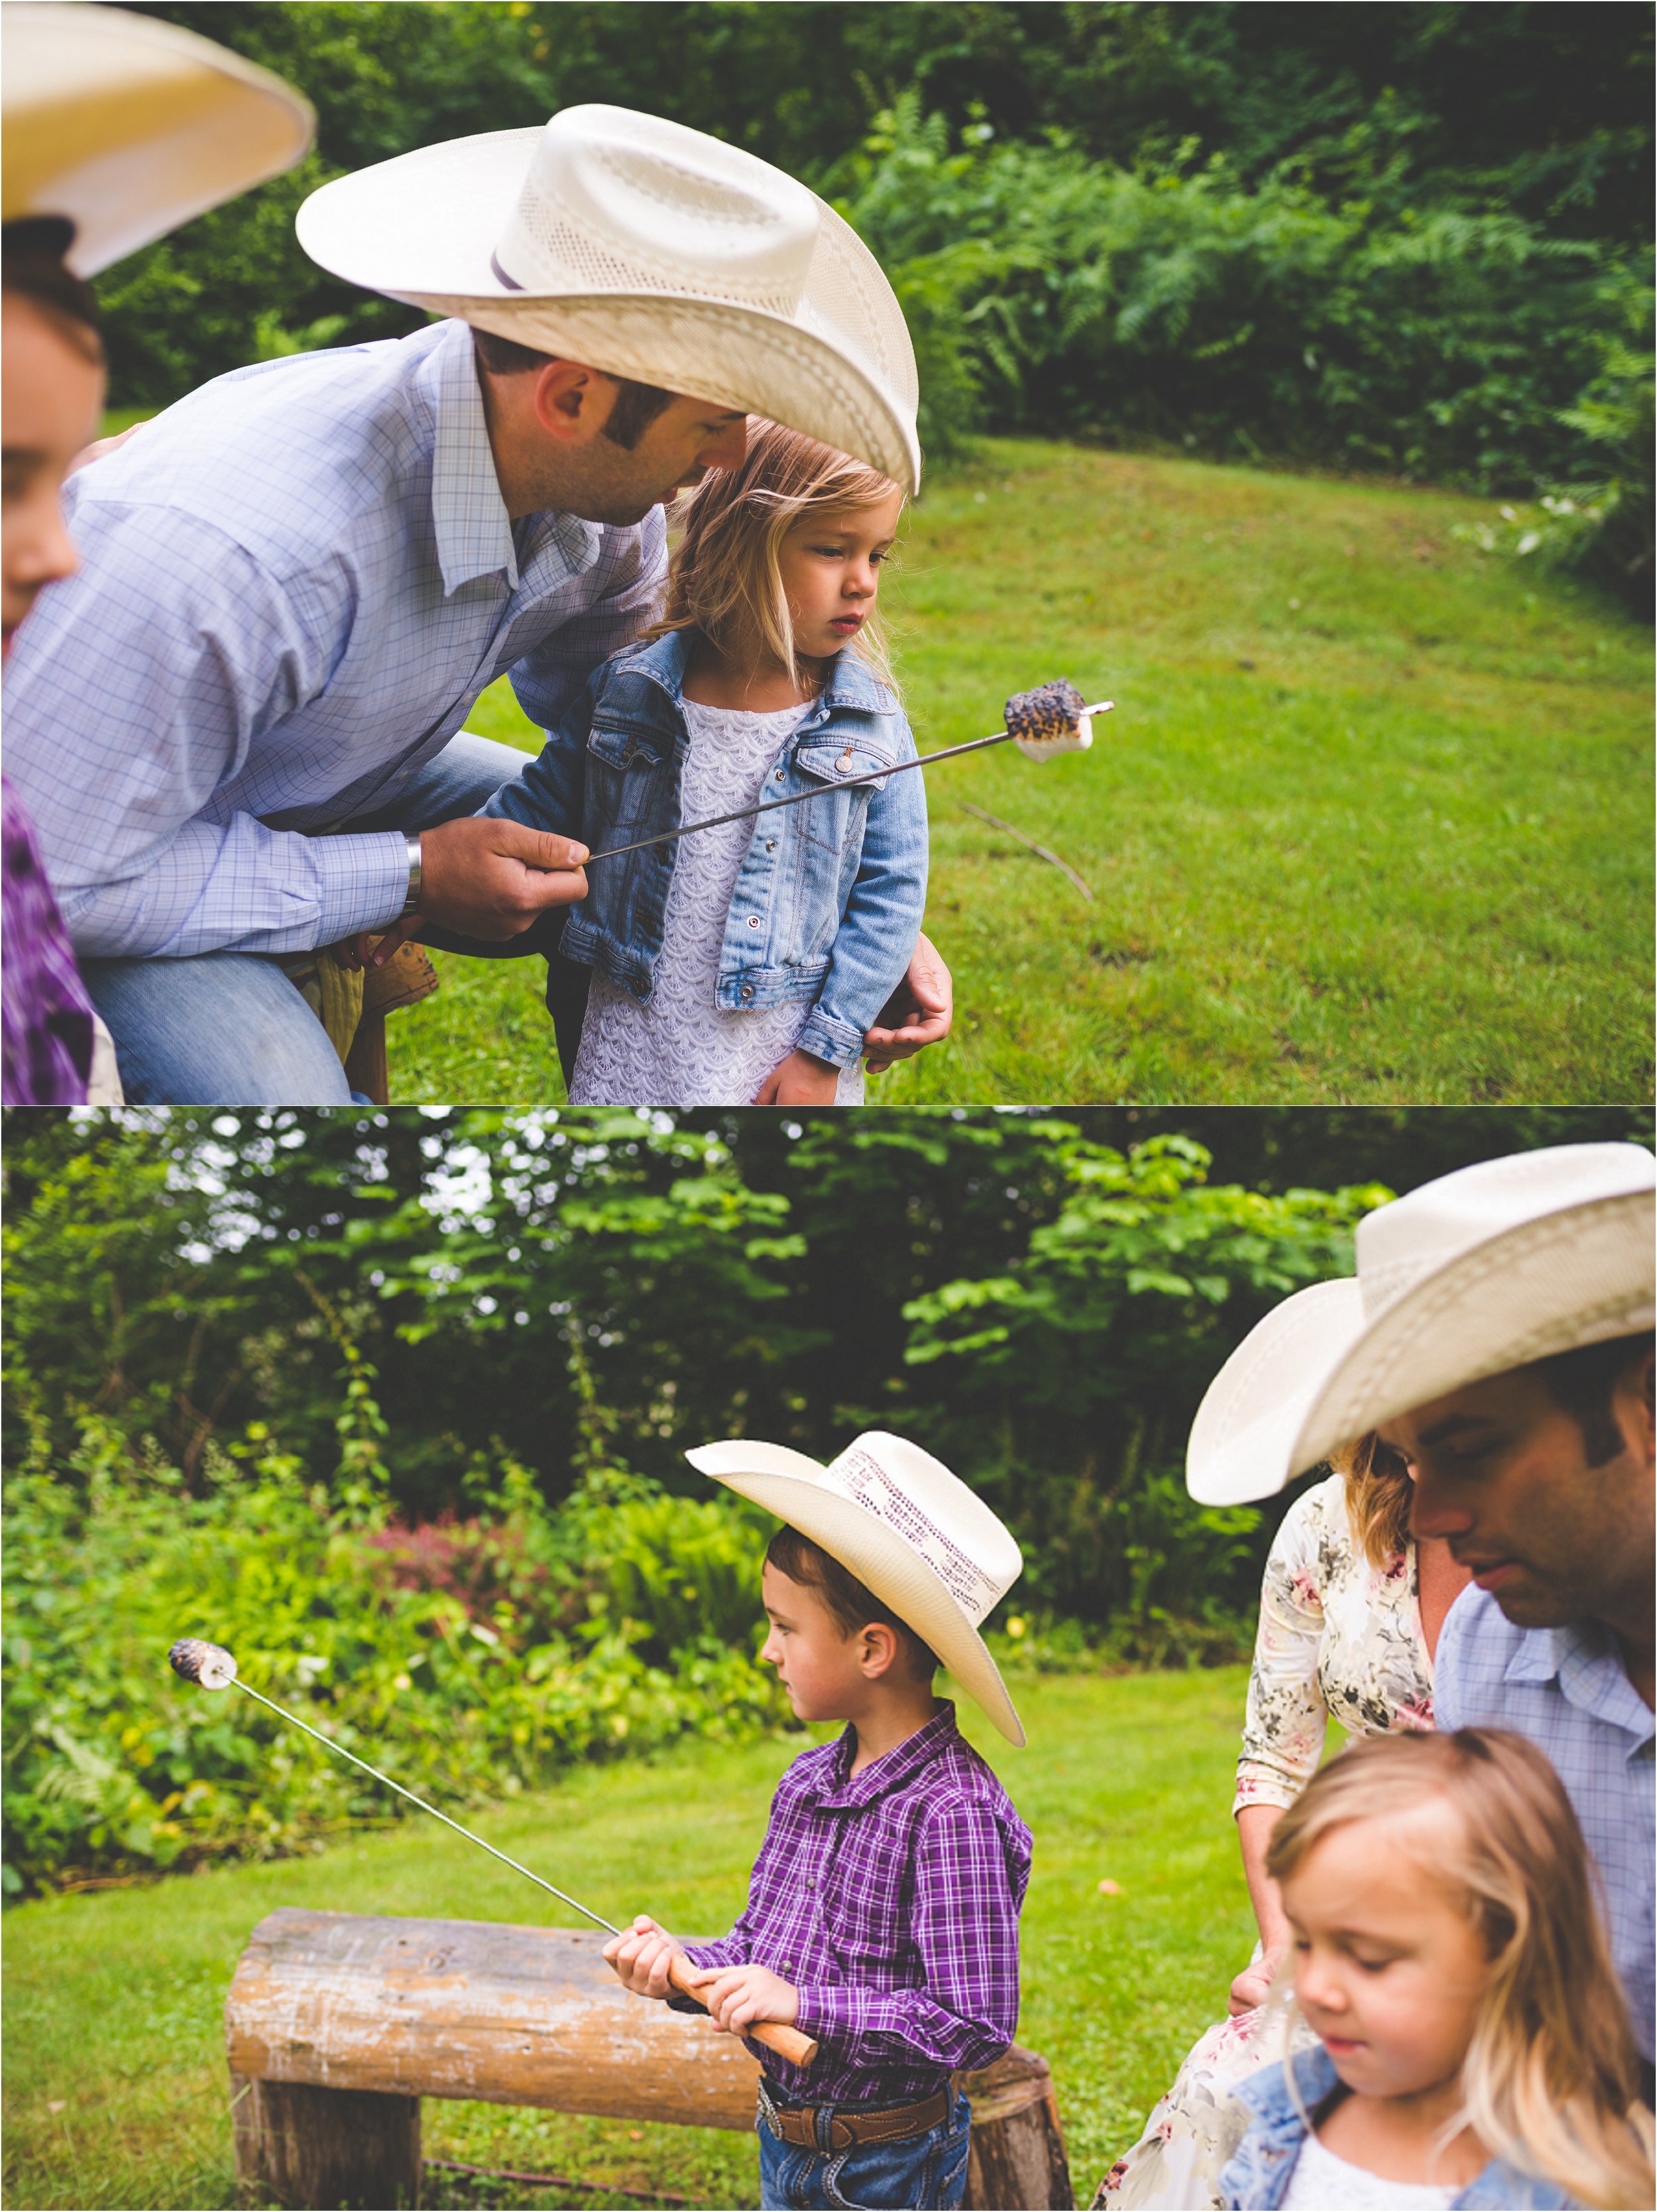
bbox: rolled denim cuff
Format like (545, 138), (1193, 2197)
(795, 1005), (864, 1070)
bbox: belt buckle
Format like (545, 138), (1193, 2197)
(755, 2075), (787, 2140)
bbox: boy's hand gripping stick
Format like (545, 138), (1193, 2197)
(584, 678), (1111, 864)
(167, 1639), (819, 2066)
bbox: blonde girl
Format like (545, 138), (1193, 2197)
(477, 420), (927, 1107)
(1220, 1727), (1653, 2210)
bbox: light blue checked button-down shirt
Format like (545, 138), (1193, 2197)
(1, 317), (665, 958)
(1436, 1583), (1655, 2060)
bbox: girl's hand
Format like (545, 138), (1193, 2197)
(331, 916), (426, 972)
(1228, 1944), (1288, 2017)
(602, 1914), (689, 2001)
(683, 1962), (800, 2037)
(754, 1049), (839, 1105)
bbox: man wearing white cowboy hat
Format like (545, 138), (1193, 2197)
(2, 95), (952, 1103)
(604, 1429), (1031, 2211)
(1187, 1141), (1655, 2072)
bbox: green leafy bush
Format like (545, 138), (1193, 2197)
(2, 1419), (786, 1899)
(835, 97), (1653, 538)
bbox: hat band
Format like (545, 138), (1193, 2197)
(831, 1446), (1004, 1623)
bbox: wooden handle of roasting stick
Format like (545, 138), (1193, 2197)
(667, 1951), (821, 2066)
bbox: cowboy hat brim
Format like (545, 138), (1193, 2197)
(294, 130), (921, 497)
(3, 5), (314, 277)
(1188, 1188), (1656, 1506)
(687, 1439), (1025, 1746)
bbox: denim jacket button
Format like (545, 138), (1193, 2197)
(766, 839), (776, 852)
(773, 768), (785, 782)
(747, 915), (762, 929)
(740, 985), (755, 1001)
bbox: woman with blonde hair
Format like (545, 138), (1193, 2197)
(1099, 1439), (1471, 2208)
(1220, 1728), (1654, 2208)
(467, 418), (926, 1105)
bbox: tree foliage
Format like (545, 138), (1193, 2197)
(99, 5), (1653, 603)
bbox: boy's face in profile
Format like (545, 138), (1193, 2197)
(760, 1559), (886, 1724)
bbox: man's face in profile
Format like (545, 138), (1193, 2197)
(1377, 1351), (1654, 1629)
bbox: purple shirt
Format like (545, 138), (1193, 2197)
(682, 1702), (1030, 2106)
(2, 776), (93, 1105)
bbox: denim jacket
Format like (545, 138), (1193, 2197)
(1219, 2047), (1576, 2209)
(481, 628), (927, 1070)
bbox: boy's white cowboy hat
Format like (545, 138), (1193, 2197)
(2, 5), (314, 276)
(686, 1430), (1024, 1745)
(1187, 1142), (1656, 1507)
(295, 104), (921, 498)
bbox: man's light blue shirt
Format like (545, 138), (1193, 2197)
(3, 318), (666, 958)
(1436, 1582), (1655, 2060)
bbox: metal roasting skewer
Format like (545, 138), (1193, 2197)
(168, 1640), (620, 1932)
(583, 701), (1113, 865)
(166, 1639), (821, 2066)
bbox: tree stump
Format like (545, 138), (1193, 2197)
(960, 2044), (1074, 2211)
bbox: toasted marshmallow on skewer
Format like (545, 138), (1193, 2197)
(168, 1637), (239, 1690)
(1005, 678), (1098, 762)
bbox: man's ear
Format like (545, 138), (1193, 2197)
(528, 360), (612, 444)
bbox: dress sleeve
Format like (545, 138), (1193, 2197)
(1233, 1482), (1333, 1816)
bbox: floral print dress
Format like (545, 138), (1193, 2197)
(1095, 1476), (1436, 2212)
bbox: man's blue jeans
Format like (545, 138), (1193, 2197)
(757, 2092), (971, 2211)
(80, 735), (534, 1105)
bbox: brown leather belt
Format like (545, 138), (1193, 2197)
(763, 2087), (951, 2152)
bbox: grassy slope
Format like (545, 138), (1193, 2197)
(390, 439), (1651, 1107)
(3, 1669), (1253, 2211)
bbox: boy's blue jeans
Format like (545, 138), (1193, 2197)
(757, 2090), (971, 2211)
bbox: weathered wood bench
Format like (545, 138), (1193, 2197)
(226, 1910), (1074, 2210)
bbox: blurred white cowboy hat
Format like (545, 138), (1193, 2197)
(1187, 1142), (1656, 1507)
(295, 103), (921, 497)
(2, 4), (314, 276)
(686, 1429), (1023, 1743)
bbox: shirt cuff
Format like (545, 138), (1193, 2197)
(308, 831), (414, 945)
(795, 1005), (864, 1070)
(791, 1983), (866, 2046)
(1232, 1763), (1303, 1817)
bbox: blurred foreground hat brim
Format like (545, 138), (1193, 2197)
(3, 4), (314, 276)
(1187, 1142), (1657, 1506)
(296, 105), (921, 496)
(687, 1430), (1024, 1744)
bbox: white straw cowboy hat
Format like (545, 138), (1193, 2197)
(2, 5), (314, 276)
(1188, 1142), (1656, 1508)
(295, 103), (921, 497)
(687, 1430), (1025, 1745)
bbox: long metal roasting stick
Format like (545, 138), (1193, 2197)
(167, 1639), (818, 2066)
(584, 703), (1113, 864)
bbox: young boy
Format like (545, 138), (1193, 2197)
(603, 1429), (1031, 2212)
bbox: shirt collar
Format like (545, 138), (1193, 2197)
(1504, 1618), (1655, 1748)
(425, 320), (520, 595)
(811, 1702), (962, 1811)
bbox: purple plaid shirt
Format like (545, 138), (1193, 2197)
(2, 777), (93, 1105)
(681, 1702), (1030, 2106)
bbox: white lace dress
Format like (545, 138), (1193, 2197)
(567, 697), (866, 1107)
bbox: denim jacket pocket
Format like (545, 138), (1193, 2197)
(586, 720), (674, 851)
(790, 736), (893, 856)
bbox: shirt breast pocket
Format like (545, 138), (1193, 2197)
(789, 738), (891, 857)
(821, 1837), (913, 1987)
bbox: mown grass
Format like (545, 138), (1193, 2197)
(3, 1669), (1254, 2211)
(388, 438), (1651, 1107)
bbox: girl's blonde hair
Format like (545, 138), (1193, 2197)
(1267, 1728), (1654, 2211)
(1331, 1430), (1415, 1568)
(648, 419), (902, 694)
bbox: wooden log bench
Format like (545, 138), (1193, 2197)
(226, 1910), (1074, 2210)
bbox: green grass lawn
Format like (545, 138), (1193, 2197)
(388, 438), (1651, 1107)
(3, 1669), (1256, 2211)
